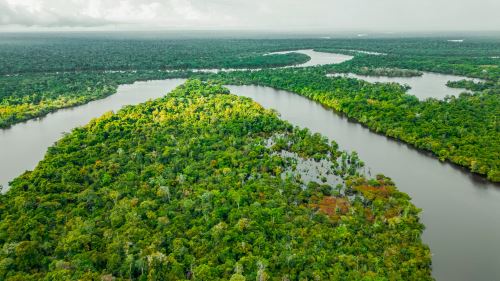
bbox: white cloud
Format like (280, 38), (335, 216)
(170, 0), (202, 21)
(81, 0), (103, 19)
(5, 0), (43, 13)
(1, 0), (111, 27)
(104, 1), (162, 22)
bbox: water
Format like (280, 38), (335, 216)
(267, 49), (354, 67)
(329, 72), (482, 100)
(227, 85), (500, 281)
(0, 79), (186, 189)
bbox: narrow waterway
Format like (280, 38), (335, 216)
(267, 49), (354, 67)
(193, 49), (354, 73)
(228, 85), (500, 281)
(328, 72), (480, 100)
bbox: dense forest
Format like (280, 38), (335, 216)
(0, 35), (314, 75)
(344, 67), (423, 78)
(0, 36), (314, 128)
(1, 34), (498, 77)
(330, 53), (500, 80)
(206, 67), (500, 182)
(0, 80), (432, 280)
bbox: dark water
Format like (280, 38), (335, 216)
(0, 79), (186, 189)
(228, 85), (500, 281)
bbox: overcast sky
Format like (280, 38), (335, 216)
(1, 0), (499, 32)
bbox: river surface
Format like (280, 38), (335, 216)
(1, 50), (499, 280)
(267, 49), (354, 67)
(329, 72), (480, 100)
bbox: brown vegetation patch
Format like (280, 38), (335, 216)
(310, 196), (350, 219)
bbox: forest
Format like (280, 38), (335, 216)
(0, 80), (432, 280)
(0, 34), (314, 75)
(2, 34), (498, 78)
(314, 37), (500, 80)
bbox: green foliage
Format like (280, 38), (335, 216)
(333, 53), (500, 81)
(0, 35), (316, 128)
(446, 79), (500, 92)
(351, 67), (423, 77)
(0, 80), (432, 280)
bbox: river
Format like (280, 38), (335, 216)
(266, 49), (354, 67)
(1, 51), (498, 280)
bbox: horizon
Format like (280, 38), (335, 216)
(1, 29), (500, 40)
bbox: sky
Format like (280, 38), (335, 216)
(1, 0), (499, 32)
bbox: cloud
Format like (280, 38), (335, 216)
(1, 0), (111, 27)
(170, 0), (202, 21)
(0, 0), (241, 29)
(0, 0), (499, 31)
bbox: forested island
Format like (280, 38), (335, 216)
(0, 80), (432, 280)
